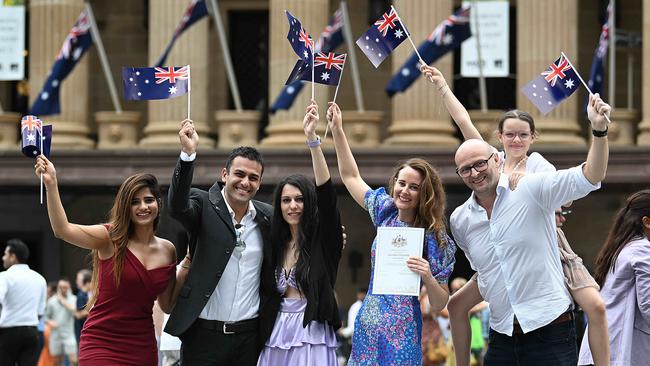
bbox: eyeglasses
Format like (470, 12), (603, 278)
(456, 153), (494, 178)
(502, 131), (532, 141)
(234, 224), (246, 252)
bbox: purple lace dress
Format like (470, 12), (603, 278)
(257, 268), (338, 366)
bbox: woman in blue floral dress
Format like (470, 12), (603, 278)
(326, 102), (457, 365)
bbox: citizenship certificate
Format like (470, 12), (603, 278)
(372, 226), (424, 296)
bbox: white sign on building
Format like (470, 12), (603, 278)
(461, 1), (509, 78)
(0, 6), (25, 80)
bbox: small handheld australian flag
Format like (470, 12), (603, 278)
(122, 66), (190, 101)
(356, 7), (408, 68)
(521, 54), (580, 115)
(21, 115), (52, 158)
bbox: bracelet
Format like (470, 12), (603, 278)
(592, 126), (608, 137)
(180, 264), (190, 270)
(306, 135), (321, 148)
(438, 84), (449, 98)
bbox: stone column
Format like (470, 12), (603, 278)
(140, 0), (213, 149)
(29, 0), (94, 149)
(261, 0), (329, 147)
(383, 0), (458, 146)
(517, 0), (584, 146)
(637, 0), (650, 145)
(0, 113), (20, 150)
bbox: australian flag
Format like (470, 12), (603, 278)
(386, 6), (471, 96)
(286, 10), (313, 62)
(286, 52), (346, 86)
(271, 9), (344, 113)
(122, 66), (190, 100)
(20, 115), (52, 158)
(30, 10), (93, 116)
(356, 6), (408, 68)
(587, 4), (610, 99)
(522, 54), (580, 115)
(155, 0), (208, 67)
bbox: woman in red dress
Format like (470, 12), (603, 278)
(35, 155), (186, 365)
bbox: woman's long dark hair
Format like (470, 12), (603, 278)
(594, 189), (650, 287)
(270, 175), (318, 295)
(88, 173), (162, 309)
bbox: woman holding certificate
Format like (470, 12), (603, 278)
(257, 101), (344, 365)
(325, 102), (456, 365)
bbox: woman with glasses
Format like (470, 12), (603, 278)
(579, 190), (650, 365)
(34, 156), (187, 365)
(257, 101), (344, 365)
(326, 101), (456, 366)
(420, 65), (610, 366)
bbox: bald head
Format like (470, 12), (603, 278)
(455, 139), (494, 166)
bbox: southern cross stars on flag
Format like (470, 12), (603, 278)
(286, 10), (313, 62)
(386, 5), (471, 96)
(122, 66), (190, 100)
(286, 52), (346, 86)
(356, 7), (408, 68)
(522, 54), (580, 115)
(30, 10), (93, 116)
(20, 115), (46, 158)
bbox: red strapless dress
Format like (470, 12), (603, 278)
(78, 248), (174, 365)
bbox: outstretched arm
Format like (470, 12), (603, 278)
(327, 102), (371, 208)
(35, 155), (110, 251)
(420, 64), (482, 141)
(303, 101), (330, 186)
(582, 93), (610, 184)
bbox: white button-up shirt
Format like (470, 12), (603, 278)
(451, 165), (600, 335)
(199, 189), (264, 322)
(0, 264), (47, 327)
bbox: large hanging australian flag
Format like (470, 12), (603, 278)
(122, 66), (190, 100)
(386, 6), (471, 96)
(356, 7), (408, 68)
(522, 54), (580, 115)
(30, 10), (93, 116)
(155, 0), (208, 67)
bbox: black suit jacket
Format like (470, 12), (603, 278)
(164, 158), (279, 348)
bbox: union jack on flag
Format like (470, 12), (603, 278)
(122, 65), (190, 101)
(57, 11), (91, 60)
(21, 115), (42, 133)
(155, 0), (208, 67)
(315, 9), (343, 52)
(522, 53), (580, 115)
(374, 7), (400, 37)
(314, 52), (346, 71)
(155, 66), (190, 84)
(285, 52), (347, 86)
(541, 54), (573, 87)
(428, 6), (470, 45)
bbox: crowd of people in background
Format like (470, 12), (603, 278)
(1, 64), (649, 366)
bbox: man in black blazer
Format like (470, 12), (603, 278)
(164, 119), (280, 366)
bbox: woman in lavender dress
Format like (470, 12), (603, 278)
(579, 190), (650, 365)
(327, 101), (456, 365)
(257, 101), (343, 366)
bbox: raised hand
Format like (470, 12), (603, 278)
(303, 100), (319, 140)
(419, 63), (447, 91)
(587, 93), (611, 132)
(326, 102), (342, 131)
(35, 155), (57, 187)
(179, 119), (199, 155)
(508, 171), (526, 191)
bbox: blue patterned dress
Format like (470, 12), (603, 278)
(347, 188), (456, 366)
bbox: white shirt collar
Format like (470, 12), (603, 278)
(7, 263), (29, 272)
(220, 187), (257, 222)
